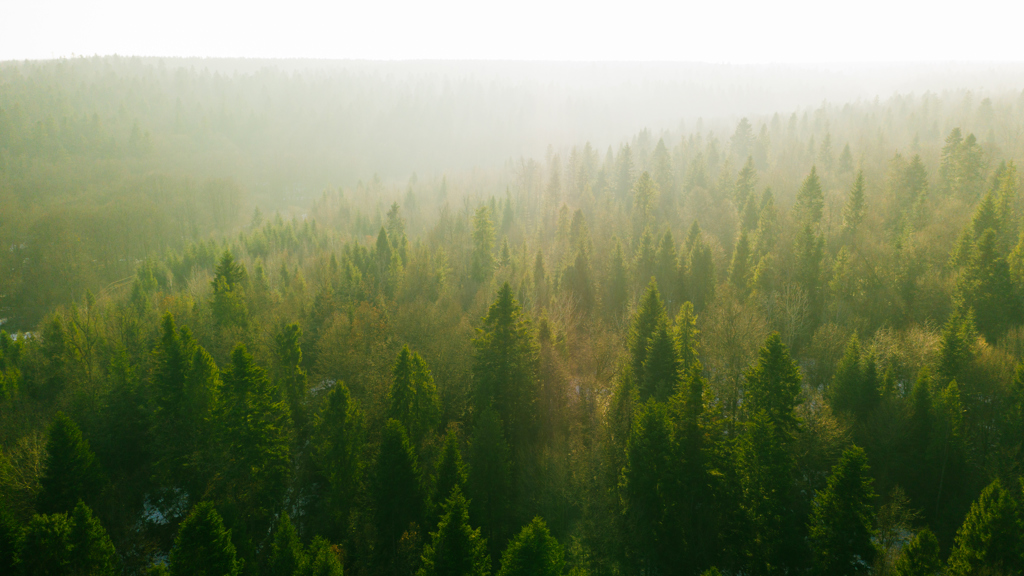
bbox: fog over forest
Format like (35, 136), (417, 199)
(4, 56), (1024, 576)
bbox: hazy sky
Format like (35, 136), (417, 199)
(4, 0), (1024, 63)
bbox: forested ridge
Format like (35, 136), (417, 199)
(4, 59), (1024, 576)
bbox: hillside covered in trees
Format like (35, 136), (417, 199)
(4, 58), (1024, 576)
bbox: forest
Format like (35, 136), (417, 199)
(3, 57), (1024, 576)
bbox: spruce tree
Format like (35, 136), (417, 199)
(842, 171), (866, 240)
(956, 228), (1020, 340)
(496, 517), (564, 576)
(389, 345), (441, 445)
(373, 419), (425, 554)
(211, 250), (248, 328)
(620, 399), (675, 573)
(0, 506), (16, 575)
(737, 410), (797, 575)
(468, 407), (513, 559)
(946, 479), (1021, 576)
(473, 283), (539, 451)
(729, 230), (752, 297)
(275, 322), (309, 436)
(268, 512), (306, 576)
(311, 381), (364, 541)
(37, 412), (104, 514)
(744, 333), (802, 437)
(795, 166), (824, 226)
(674, 301), (702, 375)
(418, 487), (490, 576)
(471, 206), (496, 283)
(19, 512), (73, 575)
(605, 239), (629, 323)
(654, 231), (679, 306)
(68, 500), (118, 576)
(642, 320), (681, 402)
(629, 280), (667, 385)
(735, 156), (758, 208)
(687, 235), (716, 312)
(807, 446), (877, 576)
(169, 502), (239, 576)
(303, 537), (343, 576)
(433, 428), (469, 522)
(891, 528), (941, 576)
(215, 344), (292, 555)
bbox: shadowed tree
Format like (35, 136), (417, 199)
(808, 446), (877, 576)
(496, 517), (564, 576)
(418, 487), (490, 576)
(37, 412), (104, 514)
(169, 502), (239, 576)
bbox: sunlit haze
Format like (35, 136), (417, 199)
(4, 0), (1024, 62)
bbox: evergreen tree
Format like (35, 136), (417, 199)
(169, 502), (240, 576)
(19, 512), (73, 575)
(737, 410), (797, 575)
(373, 419), (425, 554)
(807, 446), (877, 576)
(211, 250), (248, 328)
(839, 143), (854, 174)
(654, 231), (679, 306)
(214, 344), (292, 554)
(533, 250), (549, 311)
(275, 322), (310, 435)
(605, 239), (629, 323)
(842, 171), (866, 240)
(388, 345), (441, 445)
(936, 310), (978, 385)
(472, 206), (496, 283)
(674, 301), (702, 375)
(687, 234), (716, 312)
(418, 487), (490, 576)
(473, 283), (539, 450)
(629, 280), (667, 384)
(311, 381), (364, 542)
(946, 479), (1021, 576)
(620, 399), (676, 574)
(795, 166), (824, 226)
(268, 512), (306, 576)
(735, 156), (758, 207)
(468, 407), (513, 558)
(642, 320), (681, 402)
(729, 230), (752, 297)
(68, 500), (118, 576)
(795, 221), (824, 314)
(744, 333), (803, 437)
(891, 528), (941, 576)
(496, 517), (564, 576)
(303, 537), (343, 576)
(37, 412), (104, 514)
(955, 228), (1020, 339)
(433, 428), (469, 521)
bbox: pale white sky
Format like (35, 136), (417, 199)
(2, 0), (1023, 63)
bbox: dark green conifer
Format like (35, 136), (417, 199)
(946, 479), (1021, 576)
(807, 446), (877, 576)
(891, 529), (941, 576)
(169, 502), (239, 576)
(268, 512), (306, 576)
(373, 419), (425, 553)
(37, 412), (103, 514)
(496, 517), (564, 576)
(418, 487), (490, 576)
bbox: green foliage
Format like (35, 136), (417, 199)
(795, 166), (824, 226)
(472, 207), (496, 283)
(18, 512), (73, 575)
(389, 345), (441, 444)
(214, 344), (292, 555)
(303, 537), (343, 576)
(496, 517), (564, 576)
(211, 251), (248, 328)
(268, 512), (306, 576)
(468, 407), (513, 557)
(418, 487), (490, 576)
(473, 284), (539, 450)
(311, 381), (364, 541)
(373, 419), (425, 552)
(169, 502), (240, 576)
(891, 528), (941, 576)
(37, 412), (103, 514)
(433, 428), (469, 520)
(807, 446), (877, 576)
(946, 479), (1021, 576)
(620, 399), (675, 573)
(744, 333), (802, 437)
(629, 280), (667, 385)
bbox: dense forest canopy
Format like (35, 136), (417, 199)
(3, 57), (1024, 576)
